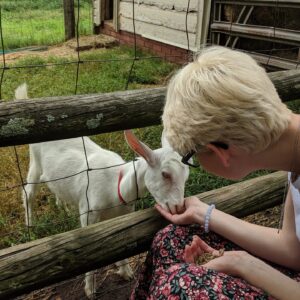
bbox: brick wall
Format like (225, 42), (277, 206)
(100, 23), (189, 64)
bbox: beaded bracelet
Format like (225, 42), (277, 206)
(204, 204), (215, 233)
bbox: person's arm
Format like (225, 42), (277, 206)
(156, 191), (300, 270)
(208, 189), (300, 270)
(243, 257), (300, 300)
(204, 250), (300, 300)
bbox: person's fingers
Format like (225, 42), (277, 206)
(155, 203), (169, 213)
(176, 204), (185, 214)
(155, 204), (176, 223)
(190, 236), (203, 256)
(196, 236), (218, 254)
(155, 204), (187, 224)
(191, 236), (221, 258)
(191, 235), (203, 256)
(168, 203), (178, 215)
(184, 236), (222, 265)
(169, 214), (187, 224)
(189, 238), (197, 255)
(184, 245), (194, 263)
(155, 204), (172, 218)
(202, 254), (233, 273)
(213, 249), (222, 257)
(194, 241), (204, 258)
(202, 259), (219, 270)
(183, 236), (204, 263)
(203, 251), (237, 272)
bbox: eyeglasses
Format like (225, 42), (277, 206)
(181, 150), (200, 168)
(181, 142), (228, 168)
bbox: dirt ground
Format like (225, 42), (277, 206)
(1, 35), (118, 64)
(15, 254), (146, 300)
(3, 38), (283, 300)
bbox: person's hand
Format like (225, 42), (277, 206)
(183, 236), (259, 279)
(184, 237), (269, 282)
(203, 250), (265, 278)
(155, 196), (209, 225)
(184, 235), (221, 263)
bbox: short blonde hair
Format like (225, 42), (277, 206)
(162, 46), (291, 155)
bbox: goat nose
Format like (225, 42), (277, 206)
(168, 203), (177, 215)
(176, 204), (185, 214)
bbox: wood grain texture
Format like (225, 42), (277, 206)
(0, 171), (287, 299)
(0, 70), (299, 147)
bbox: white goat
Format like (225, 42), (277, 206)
(16, 84), (189, 298)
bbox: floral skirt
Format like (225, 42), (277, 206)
(130, 224), (300, 300)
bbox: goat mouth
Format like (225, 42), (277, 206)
(166, 202), (171, 212)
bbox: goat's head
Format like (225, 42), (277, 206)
(124, 130), (189, 213)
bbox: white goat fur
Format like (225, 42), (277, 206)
(16, 84), (189, 298)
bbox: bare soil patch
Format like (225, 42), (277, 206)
(16, 254), (146, 300)
(1, 35), (118, 64)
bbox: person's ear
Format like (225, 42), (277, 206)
(206, 143), (230, 167)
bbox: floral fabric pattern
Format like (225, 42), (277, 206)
(131, 224), (300, 300)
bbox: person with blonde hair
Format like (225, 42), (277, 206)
(131, 46), (300, 299)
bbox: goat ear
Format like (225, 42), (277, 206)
(124, 130), (156, 166)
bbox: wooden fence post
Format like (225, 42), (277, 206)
(63, 0), (75, 41)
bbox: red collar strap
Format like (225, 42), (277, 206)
(118, 170), (127, 205)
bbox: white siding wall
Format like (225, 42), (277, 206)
(93, 0), (101, 26)
(119, 0), (208, 51)
(121, 0), (199, 12)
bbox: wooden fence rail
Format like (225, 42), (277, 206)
(211, 22), (300, 46)
(0, 171), (286, 299)
(211, 1), (300, 70)
(0, 69), (299, 147)
(215, 0), (300, 9)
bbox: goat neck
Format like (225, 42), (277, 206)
(118, 158), (148, 204)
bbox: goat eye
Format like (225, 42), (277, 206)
(162, 171), (171, 180)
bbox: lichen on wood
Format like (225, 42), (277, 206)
(86, 113), (104, 129)
(46, 114), (55, 122)
(0, 118), (35, 137)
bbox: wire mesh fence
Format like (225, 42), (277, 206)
(211, 0), (300, 70)
(1, 0), (93, 51)
(0, 1), (186, 298)
(0, 0), (299, 299)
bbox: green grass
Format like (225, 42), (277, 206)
(1, 0), (92, 50)
(0, 46), (178, 249)
(1, 1), (299, 250)
(0, 47), (262, 247)
(0, 47), (175, 99)
(1, 46), (299, 249)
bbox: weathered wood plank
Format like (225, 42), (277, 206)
(0, 70), (299, 147)
(0, 171), (287, 299)
(211, 22), (300, 46)
(120, 0), (200, 12)
(120, 15), (197, 50)
(268, 69), (300, 101)
(215, 0), (300, 8)
(0, 88), (165, 147)
(248, 52), (299, 70)
(120, 2), (198, 33)
(200, 171), (287, 218)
